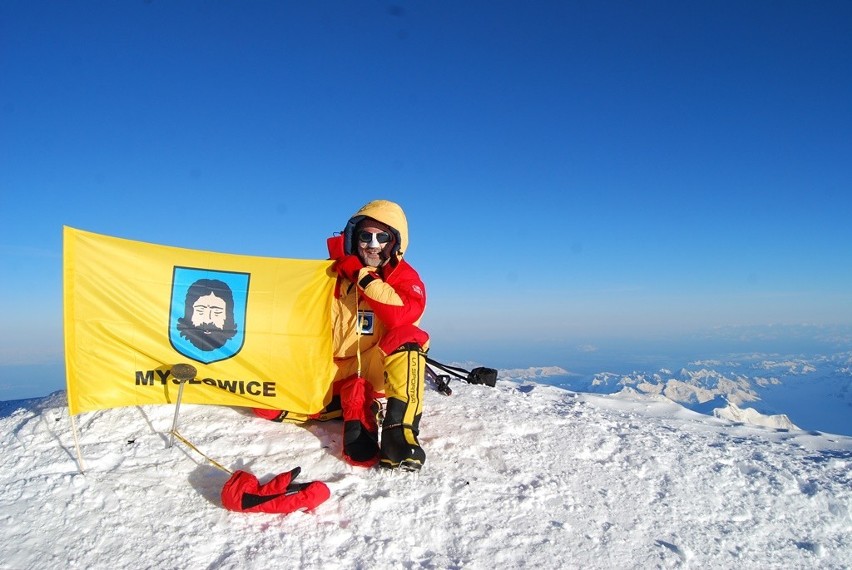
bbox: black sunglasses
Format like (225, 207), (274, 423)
(358, 231), (392, 244)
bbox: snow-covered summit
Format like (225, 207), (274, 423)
(1, 374), (850, 568)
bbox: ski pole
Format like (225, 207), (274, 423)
(168, 363), (197, 449)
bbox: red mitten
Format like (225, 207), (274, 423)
(334, 255), (363, 282)
(327, 235), (345, 260)
(221, 468), (330, 514)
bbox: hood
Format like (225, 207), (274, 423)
(343, 199), (409, 262)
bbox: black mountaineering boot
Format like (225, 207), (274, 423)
(380, 398), (425, 471)
(380, 345), (426, 471)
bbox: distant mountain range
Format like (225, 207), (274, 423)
(496, 351), (852, 436)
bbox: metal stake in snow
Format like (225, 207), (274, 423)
(168, 363), (197, 449)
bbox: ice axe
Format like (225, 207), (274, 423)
(165, 362), (330, 514)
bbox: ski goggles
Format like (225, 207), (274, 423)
(357, 231), (392, 245)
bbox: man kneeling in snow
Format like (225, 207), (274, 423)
(254, 200), (429, 472)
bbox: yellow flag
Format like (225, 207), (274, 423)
(63, 227), (337, 416)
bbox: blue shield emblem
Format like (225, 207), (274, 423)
(169, 267), (250, 364)
(358, 310), (375, 335)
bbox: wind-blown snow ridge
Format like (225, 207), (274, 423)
(1, 376), (851, 569)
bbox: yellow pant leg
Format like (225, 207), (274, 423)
(382, 347), (425, 425)
(379, 345), (426, 470)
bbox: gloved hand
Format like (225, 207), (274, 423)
(326, 235), (345, 260)
(220, 467), (330, 514)
(335, 255), (363, 282)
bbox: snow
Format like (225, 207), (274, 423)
(2, 372), (851, 569)
(713, 401), (800, 431)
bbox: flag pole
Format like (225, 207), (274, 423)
(69, 409), (86, 473)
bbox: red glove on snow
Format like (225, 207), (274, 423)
(220, 467), (330, 514)
(335, 255), (363, 282)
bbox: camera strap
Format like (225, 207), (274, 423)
(424, 357), (471, 381)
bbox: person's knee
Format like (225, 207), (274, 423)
(378, 324), (429, 355)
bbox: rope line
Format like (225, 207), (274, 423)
(170, 430), (233, 475)
(355, 284), (362, 377)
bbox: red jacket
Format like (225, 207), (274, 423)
(330, 200), (429, 357)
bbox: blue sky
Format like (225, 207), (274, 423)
(2, 1), (852, 399)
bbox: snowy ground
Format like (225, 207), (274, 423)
(1, 374), (850, 569)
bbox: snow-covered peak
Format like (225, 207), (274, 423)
(2, 380), (850, 568)
(713, 401), (800, 431)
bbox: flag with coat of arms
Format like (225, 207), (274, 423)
(63, 226), (337, 416)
